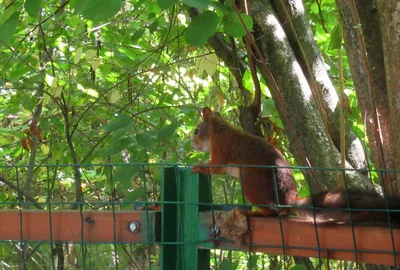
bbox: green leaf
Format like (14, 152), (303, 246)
(25, 0), (41, 18)
(131, 29), (145, 42)
(73, 0), (123, 22)
(106, 115), (133, 132)
(157, 120), (178, 139)
(80, 87), (98, 97)
(185, 11), (220, 46)
(0, 192), (7, 202)
(149, 19), (159, 34)
(183, 0), (210, 9)
(136, 131), (157, 149)
(0, 4), (19, 25)
(123, 187), (146, 202)
(157, 0), (178, 10)
(9, 65), (31, 80)
(0, 12), (20, 46)
(219, 259), (239, 270)
(106, 138), (132, 156)
(262, 99), (276, 116)
(329, 24), (342, 49)
(210, 2), (231, 12)
(113, 164), (140, 186)
(247, 255), (259, 269)
(290, 265), (307, 270)
(223, 12), (253, 37)
(111, 127), (131, 141)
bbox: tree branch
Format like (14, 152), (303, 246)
(0, 176), (41, 209)
(188, 8), (247, 89)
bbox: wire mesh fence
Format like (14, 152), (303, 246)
(0, 163), (162, 269)
(0, 163), (399, 269)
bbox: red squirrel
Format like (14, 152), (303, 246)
(191, 107), (400, 225)
(191, 107), (298, 216)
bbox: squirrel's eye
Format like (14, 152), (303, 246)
(194, 128), (199, 135)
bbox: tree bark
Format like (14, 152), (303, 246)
(247, 0), (372, 190)
(379, 0), (400, 193)
(336, 0), (398, 194)
(273, 0), (367, 171)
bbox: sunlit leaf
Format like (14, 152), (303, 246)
(91, 59), (101, 70)
(45, 74), (55, 86)
(110, 90), (121, 103)
(196, 54), (218, 76)
(85, 49), (97, 60)
(77, 84), (98, 98)
(74, 48), (83, 64)
(50, 86), (62, 98)
(42, 94), (51, 106)
(40, 144), (50, 155)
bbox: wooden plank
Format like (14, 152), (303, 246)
(0, 210), (158, 243)
(199, 213), (400, 266)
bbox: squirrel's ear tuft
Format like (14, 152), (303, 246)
(202, 107), (213, 120)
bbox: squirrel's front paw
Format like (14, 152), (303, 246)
(191, 165), (202, 173)
(192, 165), (210, 174)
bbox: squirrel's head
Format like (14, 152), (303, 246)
(191, 107), (217, 152)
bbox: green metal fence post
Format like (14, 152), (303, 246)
(161, 167), (211, 270)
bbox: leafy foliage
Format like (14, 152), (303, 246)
(0, 0), (364, 268)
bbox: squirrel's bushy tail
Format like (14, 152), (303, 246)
(291, 189), (400, 225)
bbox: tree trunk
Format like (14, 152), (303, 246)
(247, 0), (372, 190)
(336, 0), (400, 195)
(273, 0), (367, 172)
(379, 0), (400, 193)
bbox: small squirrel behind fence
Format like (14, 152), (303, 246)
(191, 107), (400, 225)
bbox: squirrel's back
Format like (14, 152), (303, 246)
(207, 112), (285, 167)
